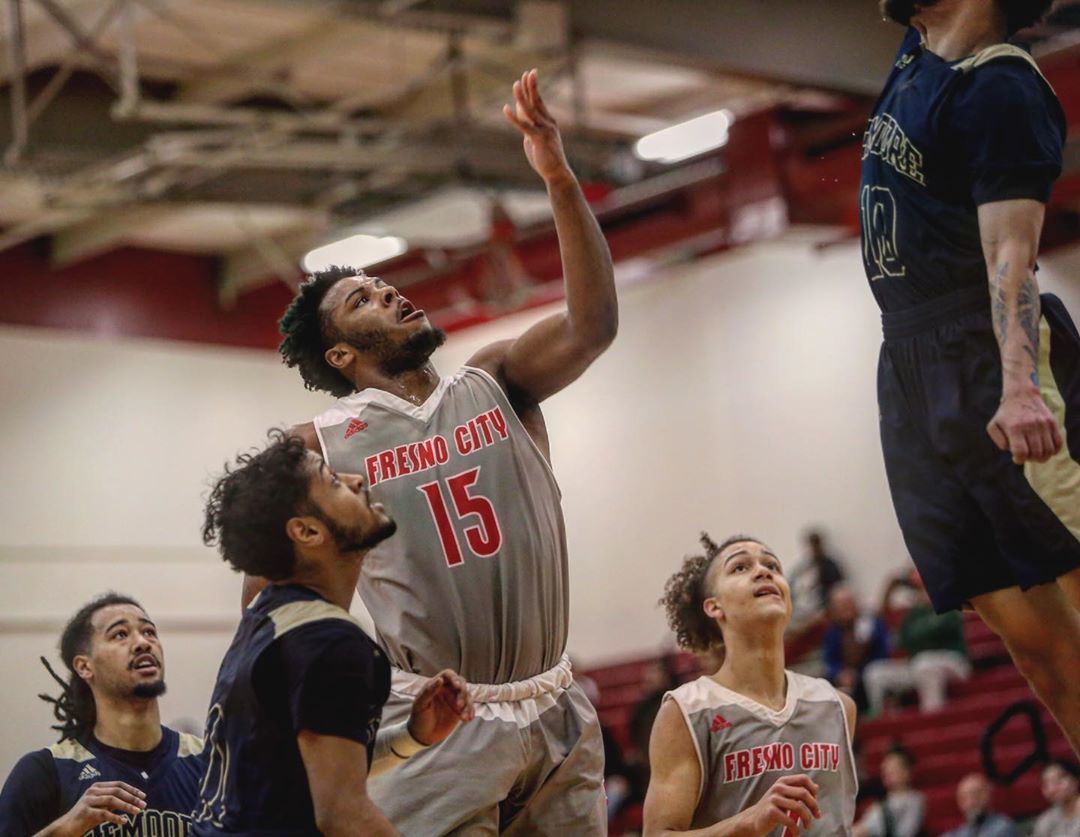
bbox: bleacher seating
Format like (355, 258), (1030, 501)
(583, 611), (1070, 836)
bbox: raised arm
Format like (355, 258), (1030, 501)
(980, 198), (1062, 464)
(470, 69), (617, 404)
(643, 699), (821, 837)
(298, 732), (398, 836)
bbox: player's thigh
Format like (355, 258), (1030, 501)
(504, 686), (606, 836)
(1058, 567), (1080, 611)
(970, 582), (1080, 660)
(368, 694), (524, 836)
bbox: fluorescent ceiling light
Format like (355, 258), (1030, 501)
(633, 109), (733, 164)
(302, 234), (408, 273)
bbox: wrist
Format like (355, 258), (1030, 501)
(543, 168), (578, 193)
(400, 718), (434, 750)
(1001, 378), (1040, 400)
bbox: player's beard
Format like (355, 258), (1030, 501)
(322, 512), (398, 554)
(132, 679), (167, 699)
(880, 0), (940, 25)
(346, 323), (447, 376)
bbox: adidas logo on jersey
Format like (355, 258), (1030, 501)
(78, 764), (101, 781)
(344, 419), (368, 439)
(711, 713), (732, 732)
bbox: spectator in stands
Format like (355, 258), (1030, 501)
(628, 653), (680, 769)
(863, 571), (970, 715)
(789, 528), (847, 623)
(854, 745), (927, 837)
(823, 585), (891, 712)
(576, 666), (640, 820)
(942, 773), (1018, 837)
(1033, 759), (1080, 837)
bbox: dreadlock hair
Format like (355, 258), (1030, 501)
(278, 265), (364, 398)
(202, 429), (316, 581)
(659, 533), (764, 654)
(39, 592), (144, 743)
(998, 0), (1053, 36)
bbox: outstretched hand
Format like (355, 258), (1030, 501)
(503, 69), (572, 185)
(407, 669), (475, 747)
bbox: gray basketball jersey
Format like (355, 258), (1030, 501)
(668, 671), (857, 835)
(313, 366), (568, 683)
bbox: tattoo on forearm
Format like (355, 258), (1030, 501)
(991, 261), (1010, 343)
(1017, 274), (1040, 385)
(989, 260), (1041, 387)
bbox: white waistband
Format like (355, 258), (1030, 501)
(391, 654), (573, 704)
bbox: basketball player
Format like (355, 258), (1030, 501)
(864, 0), (1080, 753)
(268, 68), (616, 833)
(196, 431), (474, 835)
(0, 593), (204, 836)
(645, 535), (858, 836)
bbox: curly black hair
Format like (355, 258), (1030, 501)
(660, 533), (762, 653)
(203, 429), (316, 581)
(278, 265), (364, 398)
(39, 592), (144, 742)
(999, 0), (1053, 36)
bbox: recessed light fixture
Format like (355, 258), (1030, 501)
(302, 234), (408, 273)
(633, 109), (734, 164)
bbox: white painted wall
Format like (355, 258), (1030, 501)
(2, 237), (1077, 780)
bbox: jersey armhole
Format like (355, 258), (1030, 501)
(832, 686), (861, 798)
(311, 422), (329, 463)
(460, 365), (561, 491)
(664, 693), (706, 810)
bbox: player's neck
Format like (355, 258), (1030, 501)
(285, 553), (363, 611)
(92, 698), (162, 752)
(353, 362), (441, 406)
(918, 8), (1005, 62)
(712, 634), (787, 711)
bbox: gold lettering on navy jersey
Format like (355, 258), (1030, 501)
(862, 114), (925, 185)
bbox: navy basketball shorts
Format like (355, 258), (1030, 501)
(878, 284), (1080, 612)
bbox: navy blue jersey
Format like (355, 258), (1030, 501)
(0, 726), (204, 836)
(191, 584), (390, 836)
(860, 28), (1066, 312)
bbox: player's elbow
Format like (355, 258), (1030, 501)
(314, 792), (390, 836)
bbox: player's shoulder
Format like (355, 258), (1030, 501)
(953, 44), (1058, 105)
(6, 748), (60, 783)
(167, 727), (204, 761)
(665, 675), (723, 714)
(786, 670), (844, 703)
(263, 588), (368, 645)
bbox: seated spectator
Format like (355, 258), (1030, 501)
(1032, 759), (1080, 837)
(942, 773), (1018, 837)
(628, 653), (680, 769)
(854, 745), (927, 837)
(789, 528), (847, 624)
(863, 572), (970, 715)
(575, 665), (641, 820)
(823, 585), (891, 712)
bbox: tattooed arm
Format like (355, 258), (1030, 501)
(978, 198), (1062, 464)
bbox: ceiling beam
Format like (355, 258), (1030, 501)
(50, 204), (178, 265)
(566, 0), (901, 96)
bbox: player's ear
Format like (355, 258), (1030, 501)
(285, 515), (325, 548)
(72, 654), (93, 684)
(324, 343), (354, 373)
(703, 596), (724, 622)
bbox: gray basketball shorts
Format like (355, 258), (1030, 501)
(367, 658), (606, 836)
